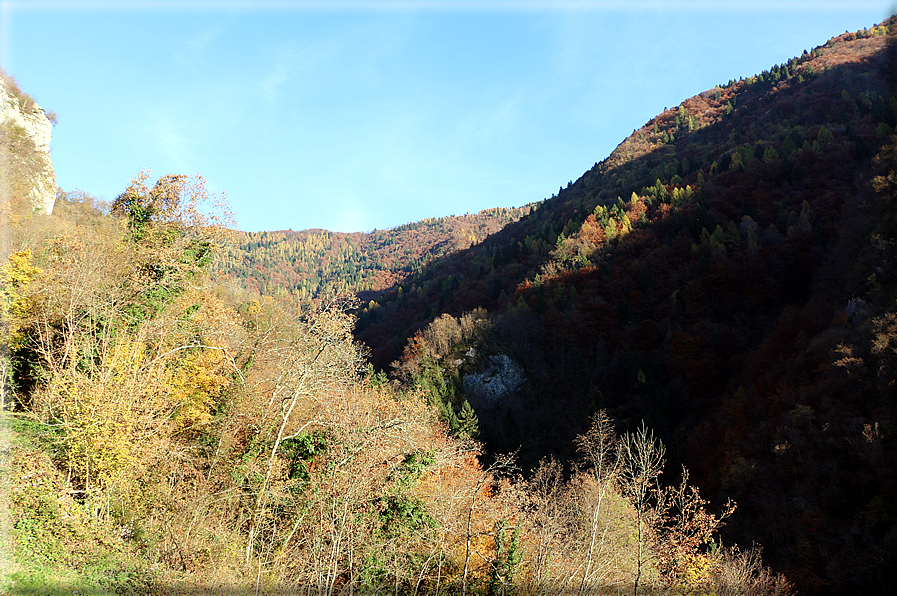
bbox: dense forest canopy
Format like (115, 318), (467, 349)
(2, 17), (896, 596)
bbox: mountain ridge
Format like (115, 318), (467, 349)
(218, 204), (532, 300)
(343, 17), (897, 594)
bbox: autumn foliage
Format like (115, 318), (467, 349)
(1, 171), (789, 594)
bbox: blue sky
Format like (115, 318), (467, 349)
(2, 1), (893, 232)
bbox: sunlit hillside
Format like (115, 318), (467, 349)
(218, 206), (531, 300)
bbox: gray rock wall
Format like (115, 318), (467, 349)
(462, 354), (525, 408)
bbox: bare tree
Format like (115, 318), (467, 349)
(653, 466), (736, 584)
(243, 297), (364, 565)
(619, 422), (665, 596)
(574, 410), (622, 595)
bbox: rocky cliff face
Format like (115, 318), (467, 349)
(0, 72), (56, 215)
(463, 354), (525, 407)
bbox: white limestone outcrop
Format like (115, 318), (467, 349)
(0, 76), (56, 214)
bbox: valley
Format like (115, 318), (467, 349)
(2, 17), (896, 595)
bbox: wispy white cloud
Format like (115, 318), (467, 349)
(147, 111), (195, 172)
(255, 27), (367, 108)
(174, 22), (225, 66)
(257, 39), (345, 108)
(259, 47), (295, 104)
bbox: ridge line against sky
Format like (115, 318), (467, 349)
(2, 0), (894, 232)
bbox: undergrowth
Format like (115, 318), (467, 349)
(3, 414), (155, 595)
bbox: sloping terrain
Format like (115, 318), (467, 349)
(3, 176), (787, 595)
(356, 20), (897, 594)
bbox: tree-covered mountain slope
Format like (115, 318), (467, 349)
(217, 205), (530, 300)
(353, 18), (897, 595)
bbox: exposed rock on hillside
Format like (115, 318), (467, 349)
(463, 354), (525, 407)
(0, 71), (56, 215)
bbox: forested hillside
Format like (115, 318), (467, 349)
(218, 206), (530, 300)
(351, 19), (897, 595)
(1, 88), (786, 594)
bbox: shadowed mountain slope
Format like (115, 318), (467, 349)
(352, 20), (897, 594)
